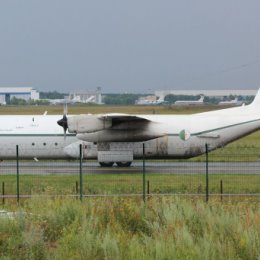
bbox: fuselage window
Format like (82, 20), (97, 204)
(43, 143), (46, 146)
(32, 142), (35, 146)
(55, 142), (58, 146)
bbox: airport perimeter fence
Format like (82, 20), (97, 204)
(0, 144), (260, 204)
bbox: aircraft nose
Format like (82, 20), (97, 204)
(57, 115), (68, 131)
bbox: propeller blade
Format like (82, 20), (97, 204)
(63, 128), (67, 140)
(58, 104), (69, 140)
(64, 103), (68, 116)
(57, 115), (68, 139)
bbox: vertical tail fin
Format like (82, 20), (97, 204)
(250, 89), (260, 106)
(198, 95), (204, 102)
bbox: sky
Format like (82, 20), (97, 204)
(0, 0), (260, 93)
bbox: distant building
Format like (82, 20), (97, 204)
(0, 87), (39, 104)
(67, 87), (103, 104)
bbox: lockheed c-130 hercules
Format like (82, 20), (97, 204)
(1, 89), (260, 167)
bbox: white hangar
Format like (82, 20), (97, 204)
(0, 87), (39, 104)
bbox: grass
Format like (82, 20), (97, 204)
(0, 197), (259, 260)
(0, 104), (223, 115)
(1, 173), (260, 198)
(189, 144), (260, 162)
(1, 146), (260, 198)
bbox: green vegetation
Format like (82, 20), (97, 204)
(8, 97), (50, 106)
(39, 91), (67, 99)
(0, 102), (224, 115)
(103, 94), (141, 105)
(1, 173), (260, 197)
(189, 144), (260, 162)
(0, 197), (259, 259)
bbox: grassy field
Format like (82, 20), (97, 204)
(0, 197), (259, 260)
(1, 173), (260, 199)
(0, 104), (223, 115)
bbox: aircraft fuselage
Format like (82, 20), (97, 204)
(1, 104), (260, 162)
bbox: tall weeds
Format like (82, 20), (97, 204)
(0, 197), (259, 260)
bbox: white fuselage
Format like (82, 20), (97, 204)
(0, 115), (78, 159)
(1, 101), (260, 161)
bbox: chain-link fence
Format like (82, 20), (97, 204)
(1, 145), (260, 203)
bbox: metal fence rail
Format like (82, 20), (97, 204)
(0, 145), (260, 203)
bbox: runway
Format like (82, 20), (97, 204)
(1, 161), (260, 175)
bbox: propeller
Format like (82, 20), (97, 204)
(57, 103), (68, 139)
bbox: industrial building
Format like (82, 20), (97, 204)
(0, 87), (39, 104)
(66, 87), (102, 104)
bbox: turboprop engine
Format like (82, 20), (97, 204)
(57, 114), (113, 134)
(58, 113), (164, 143)
(67, 114), (112, 133)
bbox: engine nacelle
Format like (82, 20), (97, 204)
(76, 129), (164, 142)
(67, 115), (112, 133)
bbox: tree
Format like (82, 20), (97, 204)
(39, 91), (67, 99)
(103, 94), (140, 105)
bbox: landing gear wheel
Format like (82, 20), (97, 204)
(116, 161), (132, 167)
(99, 162), (114, 167)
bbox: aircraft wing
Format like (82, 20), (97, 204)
(98, 113), (150, 126)
(66, 113), (151, 133)
(61, 113), (161, 142)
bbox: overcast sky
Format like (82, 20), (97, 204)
(0, 1), (260, 93)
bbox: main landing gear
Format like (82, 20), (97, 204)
(99, 161), (132, 167)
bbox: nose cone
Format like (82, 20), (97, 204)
(63, 142), (81, 158)
(57, 115), (68, 131)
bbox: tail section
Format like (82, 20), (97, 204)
(198, 96), (204, 102)
(250, 88), (260, 106)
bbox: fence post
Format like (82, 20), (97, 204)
(75, 181), (79, 197)
(205, 143), (209, 202)
(79, 144), (83, 201)
(16, 145), (20, 204)
(2, 182), (4, 205)
(220, 179), (223, 202)
(142, 143), (146, 202)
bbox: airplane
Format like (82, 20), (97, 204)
(48, 98), (78, 105)
(174, 96), (204, 106)
(48, 95), (96, 105)
(135, 97), (167, 105)
(1, 89), (260, 167)
(218, 97), (241, 106)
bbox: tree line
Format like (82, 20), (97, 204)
(3, 91), (255, 106)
